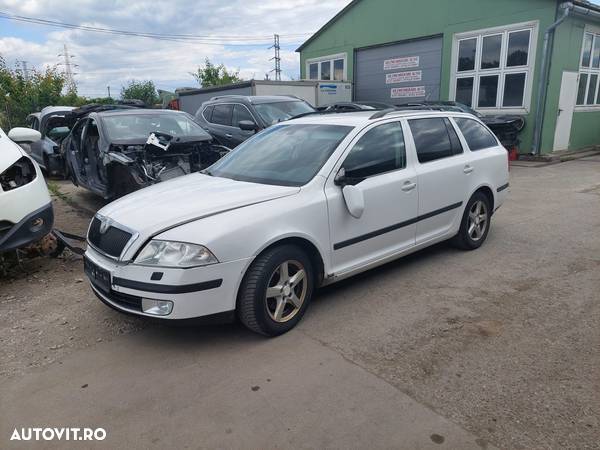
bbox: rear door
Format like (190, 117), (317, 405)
(325, 121), (418, 274)
(207, 104), (235, 147)
(407, 116), (470, 244)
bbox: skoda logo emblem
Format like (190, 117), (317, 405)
(98, 217), (112, 234)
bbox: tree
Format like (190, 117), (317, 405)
(120, 80), (159, 106)
(191, 58), (241, 87)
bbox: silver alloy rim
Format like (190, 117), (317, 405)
(265, 260), (307, 323)
(468, 200), (488, 241)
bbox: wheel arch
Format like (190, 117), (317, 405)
(470, 184), (495, 213)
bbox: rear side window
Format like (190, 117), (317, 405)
(211, 104), (233, 126)
(409, 118), (463, 163)
(202, 105), (214, 122)
(342, 122), (406, 179)
(454, 117), (498, 151)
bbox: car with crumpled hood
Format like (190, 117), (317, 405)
(61, 107), (229, 199)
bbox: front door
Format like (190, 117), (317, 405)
(554, 71), (578, 151)
(325, 121), (418, 275)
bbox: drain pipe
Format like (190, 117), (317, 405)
(531, 2), (572, 155)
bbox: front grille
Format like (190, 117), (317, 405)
(88, 216), (132, 258)
(92, 282), (143, 312)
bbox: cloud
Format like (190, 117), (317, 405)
(0, 0), (351, 96)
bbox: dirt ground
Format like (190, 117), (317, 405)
(1, 156), (600, 449)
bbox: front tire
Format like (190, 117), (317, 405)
(451, 192), (491, 250)
(238, 245), (314, 336)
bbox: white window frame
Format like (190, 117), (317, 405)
(450, 21), (538, 114)
(306, 53), (347, 81)
(575, 25), (600, 111)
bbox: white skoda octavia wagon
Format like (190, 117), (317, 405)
(84, 110), (509, 336)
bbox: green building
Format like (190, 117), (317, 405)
(297, 0), (600, 154)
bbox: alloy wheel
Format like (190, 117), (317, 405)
(265, 260), (307, 323)
(468, 200), (488, 241)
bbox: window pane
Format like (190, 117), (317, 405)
(456, 77), (474, 106)
(455, 117), (498, 151)
(211, 104), (233, 126)
(233, 104), (254, 126)
(202, 105), (213, 122)
(309, 63), (318, 80)
(481, 34), (502, 69)
(343, 122), (405, 178)
(507, 30), (530, 67)
(586, 74), (598, 105)
(333, 59), (344, 81)
(458, 38), (476, 71)
(577, 73), (588, 105)
(582, 33), (593, 67)
(409, 118), (454, 163)
(478, 75), (499, 107)
(321, 61), (331, 80)
(593, 36), (600, 69)
(445, 118), (463, 155)
(503, 73), (526, 107)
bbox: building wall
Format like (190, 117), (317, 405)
(299, 0), (560, 153)
(543, 16), (600, 152)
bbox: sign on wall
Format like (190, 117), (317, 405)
(383, 56), (419, 70)
(391, 86), (426, 98)
(385, 70), (422, 84)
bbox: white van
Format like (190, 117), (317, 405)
(0, 126), (54, 253)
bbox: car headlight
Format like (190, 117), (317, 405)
(134, 240), (218, 268)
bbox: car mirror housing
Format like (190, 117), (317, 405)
(8, 127), (42, 144)
(238, 120), (258, 131)
(342, 184), (365, 219)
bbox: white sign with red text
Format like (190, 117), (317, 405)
(390, 86), (426, 98)
(383, 56), (419, 70)
(385, 70), (422, 84)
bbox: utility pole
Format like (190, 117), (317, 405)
(107, 86), (111, 98)
(269, 34), (281, 81)
(58, 44), (77, 92)
(19, 61), (29, 81)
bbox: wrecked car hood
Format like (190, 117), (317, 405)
(97, 173), (299, 241)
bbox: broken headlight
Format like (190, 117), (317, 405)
(134, 240), (218, 268)
(0, 156), (37, 191)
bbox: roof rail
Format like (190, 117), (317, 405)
(369, 108), (398, 120)
(209, 95), (248, 101)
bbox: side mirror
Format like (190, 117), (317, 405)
(342, 185), (365, 219)
(8, 127), (41, 143)
(334, 167), (364, 187)
(238, 120), (258, 132)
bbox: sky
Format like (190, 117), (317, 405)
(0, 0), (352, 97)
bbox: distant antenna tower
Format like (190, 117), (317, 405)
(58, 44), (77, 91)
(19, 60), (29, 81)
(269, 34), (281, 81)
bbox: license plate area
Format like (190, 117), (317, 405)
(84, 257), (112, 293)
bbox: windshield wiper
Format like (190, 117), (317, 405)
(286, 111), (321, 121)
(201, 169), (213, 176)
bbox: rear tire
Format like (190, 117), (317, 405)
(451, 192), (491, 250)
(238, 245), (314, 336)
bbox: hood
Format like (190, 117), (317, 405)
(0, 130), (27, 172)
(98, 173), (299, 240)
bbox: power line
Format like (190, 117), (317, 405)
(0, 10), (312, 45)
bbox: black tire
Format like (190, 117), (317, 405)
(238, 245), (314, 336)
(451, 192), (492, 250)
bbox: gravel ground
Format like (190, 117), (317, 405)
(1, 157), (600, 449)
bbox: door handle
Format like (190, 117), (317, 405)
(463, 165), (474, 174)
(401, 181), (417, 192)
(225, 134), (233, 138)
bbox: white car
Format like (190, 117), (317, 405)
(84, 110), (509, 336)
(0, 127), (54, 253)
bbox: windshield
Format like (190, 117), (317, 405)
(102, 113), (210, 140)
(208, 124), (352, 186)
(253, 101), (315, 125)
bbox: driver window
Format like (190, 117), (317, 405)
(342, 122), (406, 179)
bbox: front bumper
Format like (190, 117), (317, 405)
(0, 202), (54, 252)
(84, 245), (252, 320)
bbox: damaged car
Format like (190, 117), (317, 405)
(0, 126), (54, 253)
(62, 107), (229, 199)
(24, 106), (75, 176)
